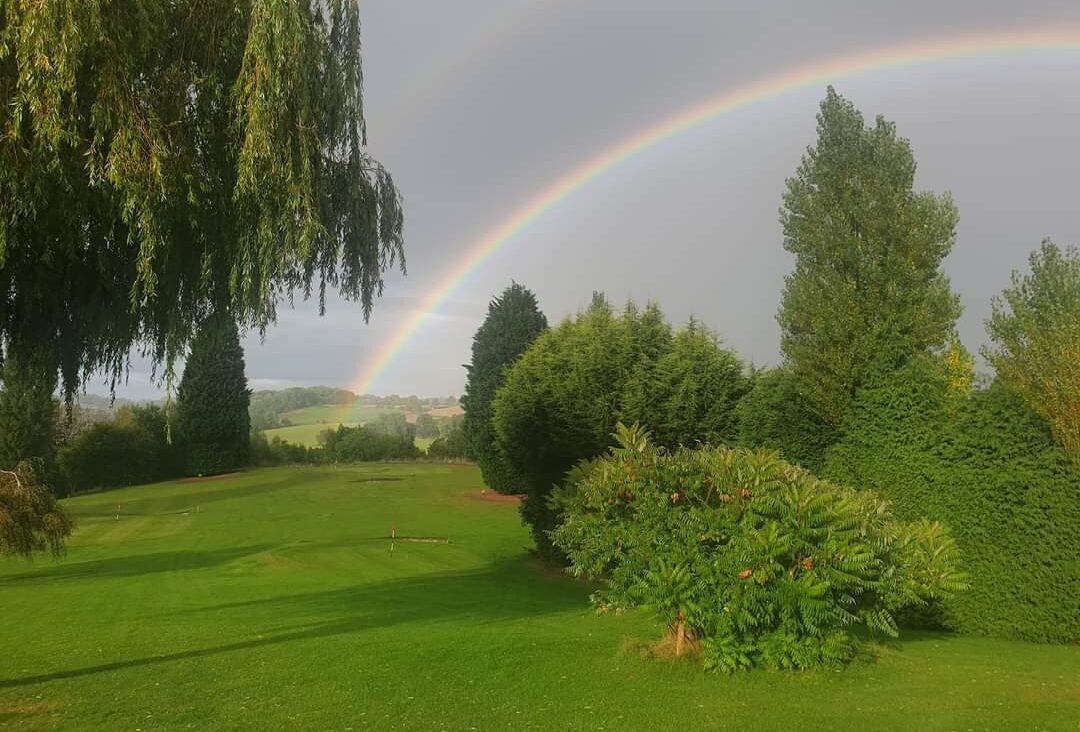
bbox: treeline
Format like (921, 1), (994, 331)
(462, 88), (1078, 661)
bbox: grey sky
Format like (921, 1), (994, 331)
(106, 0), (1080, 399)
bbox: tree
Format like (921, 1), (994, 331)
(0, 350), (58, 471)
(0, 1), (404, 400)
(413, 413), (439, 439)
(462, 282), (547, 494)
(984, 240), (1080, 462)
(176, 315), (251, 475)
(1, 460), (72, 559)
(645, 319), (746, 449)
(493, 296), (746, 556)
(777, 87), (961, 427)
(552, 424), (965, 671)
(428, 423), (468, 459)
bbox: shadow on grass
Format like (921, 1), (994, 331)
(0, 544), (275, 584)
(0, 556), (585, 690)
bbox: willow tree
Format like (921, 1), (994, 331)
(0, 0), (404, 403)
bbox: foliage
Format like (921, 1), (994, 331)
(0, 459), (72, 558)
(59, 405), (182, 493)
(823, 355), (1080, 642)
(642, 320), (747, 448)
(494, 296), (745, 555)
(984, 240), (1080, 462)
(250, 432), (321, 466)
(177, 315), (251, 476)
(462, 282), (548, 494)
(413, 413), (440, 439)
(369, 411), (415, 439)
(320, 424), (419, 462)
(734, 367), (839, 472)
(0, 349), (58, 473)
(552, 424), (965, 671)
(0, 0), (404, 400)
(777, 87), (961, 426)
(427, 423), (469, 460)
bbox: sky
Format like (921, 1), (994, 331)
(106, 0), (1080, 399)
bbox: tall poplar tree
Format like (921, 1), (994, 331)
(778, 87), (961, 426)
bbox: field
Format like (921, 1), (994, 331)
(261, 422), (355, 447)
(2, 465), (1077, 731)
(279, 404), (399, 427)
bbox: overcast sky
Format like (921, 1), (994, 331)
(107, 0), (1080, 399)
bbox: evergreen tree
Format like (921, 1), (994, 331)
(462, 283), (547, 494)
(494, 297), (747, 556)
(176, 316), (251, 475)
(778, 87), (961, 427)
(647, 319), (745, 449)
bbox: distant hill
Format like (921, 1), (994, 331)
(250, 386), (459, 432)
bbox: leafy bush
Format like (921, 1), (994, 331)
(427, 424), (468, 459)
(552, 424), (965, 672)
(735, 367), (839, 472)
(250, 432), (321, 466)
(320, 424), (419, 462)
(823, 355), (1080, 642)
(59, 405), (181, 492)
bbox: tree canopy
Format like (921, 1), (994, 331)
(462, 282), (548, 494)
(984, 240), (1080, 462)
(493, 296), (745, 555)
(778, 87), (961, 427)
(0, 0), (404, 398)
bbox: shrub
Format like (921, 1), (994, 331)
(59, 405), (181, 492)
(427, 424), (468, 459)
(552, 424), (965, 671)
(823, 355), (1080, 642)
(321, 424), (419, 462)
(250, 432), (321, 466)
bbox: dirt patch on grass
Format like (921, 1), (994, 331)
(0, 699), (60, 715)
(177, 472), (243, 484)
(467, 489), (524, 503)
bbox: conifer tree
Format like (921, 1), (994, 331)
(176, 315), (251, 475)
(462, 283), (547, 494)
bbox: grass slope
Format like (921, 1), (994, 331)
(280, 404), (399, 427)
(2, 465), (1077, 731)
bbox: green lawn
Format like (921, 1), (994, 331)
(2, 465), (1077, 731)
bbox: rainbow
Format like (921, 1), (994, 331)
(342, 25), (1080, 414)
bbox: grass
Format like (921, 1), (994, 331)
(261, 422), (352, 447)
(280, 404), (400, 427)
(2, 465), (1077, 731)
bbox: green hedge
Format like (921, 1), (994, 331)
(823, 357), (1079, 642)
(735, 367), (838, 472)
